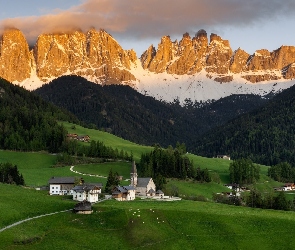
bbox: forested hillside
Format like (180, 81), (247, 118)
(35, 75), (269, 149)
(0, 78), (79, 152)
(195, 84), (295, 166)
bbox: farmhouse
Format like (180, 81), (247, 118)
(130, 161), (156, 196)
(112, 186), (136, 201)
(67, 134), (90, 142)
(217, 155), (231, 160)
(72, 183), (103, 203)
(48, 177), (76, 195)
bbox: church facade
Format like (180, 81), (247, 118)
(130, 161), (156, 196)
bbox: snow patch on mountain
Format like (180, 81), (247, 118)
(130, 59), (295, 103)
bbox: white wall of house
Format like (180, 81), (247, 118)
(73, 189), (100, 202)
(50, 184), (61, 195)
(127, 190), (136, 200)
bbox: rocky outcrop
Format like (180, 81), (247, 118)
(205, 33), (232, 74)
(0, 29), (32, 82)
(1, 28), (295, 86)
(140, 30), (295, 83)
(0, 28), (136, 84)
(34, 29), (135, 83)
(230, 48), (250, 73)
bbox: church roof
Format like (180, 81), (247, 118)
(137, 178), (152, 187)
(131, 161), (137, 173)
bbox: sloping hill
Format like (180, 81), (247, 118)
(34, 75), (269, 149)
(0, 78), (79, 152)
(195, 84), (295, 166)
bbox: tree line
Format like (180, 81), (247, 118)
(57, 139), (133, 165)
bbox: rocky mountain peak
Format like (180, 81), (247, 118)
(0, 28), (32, 82)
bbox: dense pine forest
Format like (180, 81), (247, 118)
(195, 83), (295, 166)
(0, 78), (79, 152)
(34, 75), (269, 150)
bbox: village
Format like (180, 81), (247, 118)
(48, 161), (182, 214)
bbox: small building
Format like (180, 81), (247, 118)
(72, 183), (103, 203)
(283, 183), (295, 191)
(76, 135), (90, 142)
(224, 183), (242, 192)
(216, 155), (231, 160)
(112, 186), (136, 201)
(73, 200), (93, 214)
(156, 190), (164, 197)
(48, 177), (76, 195)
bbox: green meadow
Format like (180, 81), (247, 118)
(1, 198), (295, 249)
(0, 122), (291, 249)
(61, 122), (152, 160)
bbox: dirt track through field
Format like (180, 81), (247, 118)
(0, 209), (71, 233)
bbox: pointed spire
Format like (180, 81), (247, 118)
(131, 161), (137, 173)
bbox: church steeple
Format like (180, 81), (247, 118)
(130, 161), (138, 187)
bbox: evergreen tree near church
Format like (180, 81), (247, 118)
(105, 169), (120, 194)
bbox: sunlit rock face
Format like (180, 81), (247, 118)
(0, 29), (32, 82)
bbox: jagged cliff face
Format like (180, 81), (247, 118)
(0, 28), (136, 85)
(141, 30), (295, 83)
(0, 29), (32, 82)
(1, 28), (295, 88)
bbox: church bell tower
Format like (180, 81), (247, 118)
(130, 161), (138, 187)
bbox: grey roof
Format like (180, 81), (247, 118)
(112, 185), (135, 194)
(48, 177), (76, 184)
(156, 190), (164, 194)
(137, 178), (152, 187)
(131, 161), (137, 173)
(72, 183), (102, 192)
(124, 186), (136, 191)
(74, 201), (92, 211)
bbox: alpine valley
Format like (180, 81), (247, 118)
(1, 28), (295, 104)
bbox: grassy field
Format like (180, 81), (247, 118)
(1, 198), (295, 249)
(0, 150), (108, 187)
(60, 122), (153, 161)
(0, 123), (293, 249)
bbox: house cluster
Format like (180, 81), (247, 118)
(48, 177), (103, 202)
(274, 183), (295, 191)
(67, 133), (90, 142)
(222, 183), (248, 197)
(111, 161), (164, 201)
(48, 162), (165, 205)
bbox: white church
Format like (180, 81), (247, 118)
(130, 161), (157, 196)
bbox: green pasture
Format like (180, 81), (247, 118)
(0, 183), (73, 228)
(60, 122), (153, 160)
(1, 199), (295, 249)
(0, 150), (107, 186)
(165, 179), (230, 200)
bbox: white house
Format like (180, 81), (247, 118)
(48, 177), (76, 195)
(72, 183), (103, 203)
(112, 186), (136, 201)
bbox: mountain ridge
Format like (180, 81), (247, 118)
(1, 28), (295, 103)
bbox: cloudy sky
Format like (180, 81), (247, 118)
(0, 0), (294, 56)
